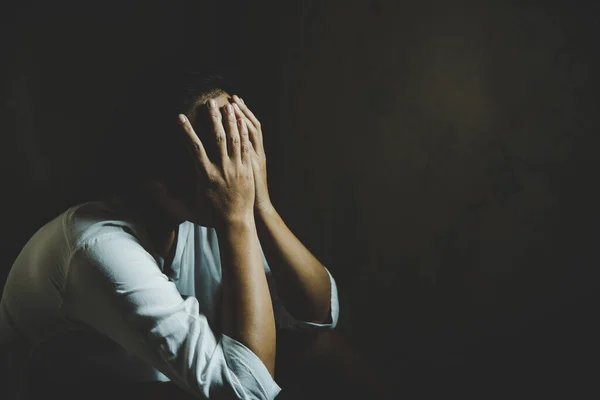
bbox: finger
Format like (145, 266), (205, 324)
(222, 103), (241, 164)
(232, 102), (260, 152)
(178, 114), (209, 169)
(207, 99), (228, 162)
(232, 101), (257, 132)
(238, 118), (252, 166)
(232, 95), (261, 132)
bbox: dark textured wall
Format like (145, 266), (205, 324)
(2, 1), (598, 397)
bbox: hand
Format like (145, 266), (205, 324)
(231, 95), (274, 215)
(174, 100), (255, 228)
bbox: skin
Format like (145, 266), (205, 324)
(177, 99), (276, 376)
(229, 95), (332, 323)
(142, 93), (332, 324)
(125, 93), (335, 397)
(126, 94), (391, 399)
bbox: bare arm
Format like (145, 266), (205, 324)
(255, 207), (331, 324)
(62, 102), (281, 400)
(178, 101), (277, 375)
(218, 217), (276, 375)
(231, 96), (332, 324)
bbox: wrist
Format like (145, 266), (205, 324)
(254, 201), (276, 219)
(216, 213), (256, 234)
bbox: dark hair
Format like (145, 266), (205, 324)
(100, 61), (236, 201)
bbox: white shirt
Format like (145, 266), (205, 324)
(0, 199), (339, 399)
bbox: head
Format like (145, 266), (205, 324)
(103, 62), (237, 223)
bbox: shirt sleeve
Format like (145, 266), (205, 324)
(63, 232), (281, 400)
(260, 246), (340, 332)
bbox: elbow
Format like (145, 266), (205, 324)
(303, 302), (333, 325)
(218, 334), (282, 399)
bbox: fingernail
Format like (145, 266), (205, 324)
(233, 103), (240, 112)
(227, 104), (233, 114)
(207, 99), (216, 108)
(233, 95), (240, 102)
(178, 114), (187, 124)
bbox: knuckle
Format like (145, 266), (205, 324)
(207, 171), (220, 183)
(215, 134), (225, 144)
(192, 142), (202, 154)
(230, 135), (240, 145)
(210, 109), (221, 120)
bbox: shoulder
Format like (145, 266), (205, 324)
(63, 199), (149, 250)
(67, 227), (165, 296)
(65, 201), (161, 282)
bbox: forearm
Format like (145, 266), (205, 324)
(217, 217), (276, 376)
(256, 207), (331, 324)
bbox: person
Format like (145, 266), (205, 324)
(0, 66), (340, 400)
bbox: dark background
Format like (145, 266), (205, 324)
(1, 0), (599, 398)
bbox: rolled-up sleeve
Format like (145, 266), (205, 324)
(261, 248), (340, 332)
(64, 232), (280, 400)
